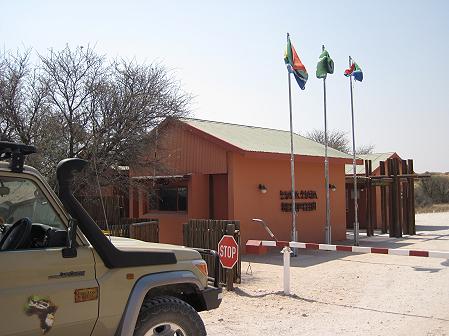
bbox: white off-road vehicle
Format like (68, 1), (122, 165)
(0, 141), (222, 336)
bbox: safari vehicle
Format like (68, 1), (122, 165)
(0, 141), (222, 336)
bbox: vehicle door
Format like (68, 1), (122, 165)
(0, 172), (98, 336)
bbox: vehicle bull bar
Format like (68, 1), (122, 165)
(193, 248), (220, 288)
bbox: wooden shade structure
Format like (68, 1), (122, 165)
(345, 158), (429, 237)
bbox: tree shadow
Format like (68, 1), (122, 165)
(337, 259), (446, 272)
(412, 266), (444, 273)
(416, 225), (449, 232)
(345, 229), (449, 249)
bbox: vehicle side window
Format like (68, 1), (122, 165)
(0, 176), (66, 250)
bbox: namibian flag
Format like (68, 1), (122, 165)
(284, 35), (308, 90)
(344, 60), (363, 82)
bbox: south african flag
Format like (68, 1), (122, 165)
(344, 60), (363, 82)
(284, 35), (308, 90)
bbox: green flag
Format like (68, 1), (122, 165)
(316, 49), (334, 79)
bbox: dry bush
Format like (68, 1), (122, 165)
(415, 175), (449, 212)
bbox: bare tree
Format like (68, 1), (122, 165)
(0, 45), (191, 192)
(356, 144), (375, 155)
(0, 49), (49, 144)
(305, 129), (351, 154)
(87, 60), (189, 164)
(79, 59), (190, 194)
(39, 45), (105, 158)
(305, 129), (375, 155)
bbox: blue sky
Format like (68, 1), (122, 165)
(1, 0), (448, 172)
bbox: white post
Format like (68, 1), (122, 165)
(282, 246), (292, 295)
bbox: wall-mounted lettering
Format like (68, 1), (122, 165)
(280, 190), (318, 200)
(281, 202), (317, 212)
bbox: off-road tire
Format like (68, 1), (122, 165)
(134, 296), (207, 336)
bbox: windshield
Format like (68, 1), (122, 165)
(0, 176), (65, 230)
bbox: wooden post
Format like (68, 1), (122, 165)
(401, 160), (410, 235)
(368, 160), (375, 236)
(364, 160), (369, 235)
(407, 159), (416, 235)
(379, 161), (388, 234)
(226, 223), (235, 291)
(388, 159), (396, 237)
(365, 160), (373, 236)
(393, 159), (403, 238)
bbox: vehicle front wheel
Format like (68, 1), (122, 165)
(134, 296), (207, 336)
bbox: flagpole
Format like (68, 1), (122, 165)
(322, 45), (331, 244)
(349, 55), (360, 246)
(287, 33), (298, 252)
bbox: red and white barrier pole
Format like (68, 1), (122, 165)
(255, 240), (449, 259)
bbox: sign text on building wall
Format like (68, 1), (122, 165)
(280, 190), (317, 212)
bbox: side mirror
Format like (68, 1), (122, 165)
(62, 218), (78, 258)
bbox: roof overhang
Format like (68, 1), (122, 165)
(345, 173), (430, 184)
(244, 151), (359, 164)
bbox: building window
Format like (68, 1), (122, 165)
(149, 187), (188, 212)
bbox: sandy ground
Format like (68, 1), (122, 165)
(200, 212), (449, 335)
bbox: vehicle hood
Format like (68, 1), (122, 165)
(109, 236), (202, 261)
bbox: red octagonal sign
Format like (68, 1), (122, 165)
(218, 235), (239, 269)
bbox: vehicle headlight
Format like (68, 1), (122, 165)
(193, 260), (208, 277)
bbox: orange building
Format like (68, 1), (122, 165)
(129, 118), (355, 246)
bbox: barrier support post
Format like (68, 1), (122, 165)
(281, 246), (292, 295)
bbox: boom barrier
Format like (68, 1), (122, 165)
(246, 240), (449, 295)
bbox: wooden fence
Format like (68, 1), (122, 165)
(129, 221), (159, 243)
(79, 195), (126, 227)
(101, 218), (159, 243)
(79, 196), (158, 242)
(183, 219), (241, 285)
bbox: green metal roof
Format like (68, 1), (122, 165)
(182, 118), (353, 160)
(345, 152), (397, 175)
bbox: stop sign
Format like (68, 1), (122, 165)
(218, 235), (239, 269)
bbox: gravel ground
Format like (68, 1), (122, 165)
(200, 212), (449, 335)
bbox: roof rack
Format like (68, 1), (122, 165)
(0, 141), (36, 173)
